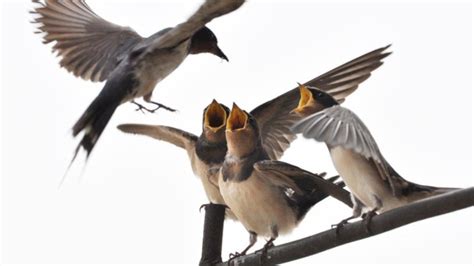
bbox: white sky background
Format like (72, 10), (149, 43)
(1, 0), (473, 265)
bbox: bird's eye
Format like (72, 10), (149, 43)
(317, 92), (324, 98)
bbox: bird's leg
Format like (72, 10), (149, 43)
(229, 231), (257, 261)
(362, 195), (382, 234)
(131, 100), (156, 113)
(332, 194), (363, 235)
(361, 208), (378, 234)
(199, 202), (213, 212)
(148, 101), (177, 112)
(331, 215), (358, 235)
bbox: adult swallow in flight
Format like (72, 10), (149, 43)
(31, 0), (241, 162)
(118, 100), (235, 218)
(219, 103), (353, 257)
(291, 87), (458, 229)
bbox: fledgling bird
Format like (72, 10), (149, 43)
(118, 100), (235, 218)
(291, 86), (458, 227)
(116, 45), (390, 217)
(219, 103), (353, 256)
(31, 0), (241, 162)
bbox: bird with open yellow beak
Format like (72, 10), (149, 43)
(118, 99), (235, 217)
(219, 103), (353, 258)
(291, 85), (458, 230)
(117, 45), (390, 219)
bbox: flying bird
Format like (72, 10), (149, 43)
(31, 0), (242, 162)
(291, 87), (458, 229)
(219, 103), (352, 257)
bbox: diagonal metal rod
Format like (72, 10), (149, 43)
(216, 187), (474, 265)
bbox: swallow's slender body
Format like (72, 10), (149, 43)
(219, 104), (352, 256)
(117, 45), (390, 222)
(118, 100), (233, 217)
(32, 0), (234, 161)
(292, 89), (458, 221)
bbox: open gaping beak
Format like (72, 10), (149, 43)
(204, 99), (227, 132)
(226, 103), (248, 131)
(291, 83), (314, 114)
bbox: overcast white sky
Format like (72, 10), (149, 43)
(1, 0), (472, 265)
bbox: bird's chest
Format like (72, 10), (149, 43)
(133, 41), (190, 98)
(329, 146), (395, 210)
(190, 152), (224, 204)
(219, 173), (297, 237)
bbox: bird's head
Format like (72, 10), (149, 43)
(190, 27), (228, 61)
(291, 84), (339, 116)
(202, 99), (229, 143)
(225, 103), (260, 158)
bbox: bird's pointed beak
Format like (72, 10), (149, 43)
(213, 45), (228, 62)
(204, 99), (227, 133)
(227, 103), (247, 131)
(291, 83), (314, 114)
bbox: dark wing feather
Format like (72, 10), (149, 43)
(31, 0), (143, 82)
(292, 105), (410, 196)
(250, 89), (301, 160)
(117, 124), (197, 150)
(249, 45), (390, 160)
(302, 45), (391, 103)
(141, 0), (244, 57)
(254, 160), (353, 220)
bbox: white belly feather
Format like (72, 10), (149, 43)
(330, 146), (407, 212)
(128, 40), (190, 102)
(219, 172), (297, 237)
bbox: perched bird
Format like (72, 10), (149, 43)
(31, 0), (241, 162)
(219, 103), (353, 256)
(118, 100), (234, 217)
(291, 87), (458, 227)
(116, 45), (389, 216)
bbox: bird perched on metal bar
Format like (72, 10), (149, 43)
(116, 45), (389, 218)
(291, 85), (458, 230)
(31, 0), (243, 164)
(118, 100), (235, 218)
(219, 103), (353, 258)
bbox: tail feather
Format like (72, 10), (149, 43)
(405, 181), (460, 202)
(71, 96), (120, 160)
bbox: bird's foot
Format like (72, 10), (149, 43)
(149, 101), (177, 112)
(257, 239), (275, 265)
(132, 101), (157, 113)
(199, 203), (213, 212)
(361, 209), (378, 234)
(331, 216), (357, 236)
(229, 251), (245, 259)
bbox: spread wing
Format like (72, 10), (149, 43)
(31, 0), (143, 82)
(303, 45), (391, 103)
(250, 92), (300, 160)
(141, 0), (244, 56)
(292, 105), (409, 196)
(250, 45), (390, 160)
(117, 124), (197, 151)
(254, 160), (353, 208)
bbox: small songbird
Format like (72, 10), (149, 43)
(118, 100), (234, 218)
(219, 103), (353, 256)
(31, 0), (241, 162)
(291, 86), (458, 227)
(116, 45), (390, 217)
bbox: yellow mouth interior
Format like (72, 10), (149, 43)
(204, 100), (227, 131)
(294, 84), (313, 112)
(227, 104), (247, 131)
